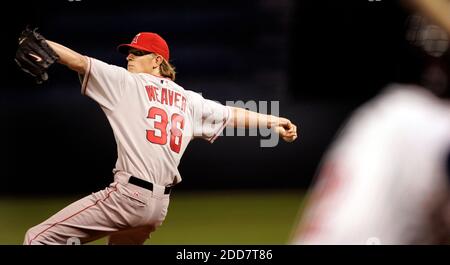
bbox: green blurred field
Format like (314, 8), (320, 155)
(0, 190), (305, 245)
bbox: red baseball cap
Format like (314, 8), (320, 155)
(118, 32), (170, 61)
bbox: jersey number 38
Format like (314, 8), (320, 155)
(146, 107), (185, 154)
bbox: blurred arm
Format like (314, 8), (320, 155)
(46, 40), (88, 75)
(405, 0), (450, 34)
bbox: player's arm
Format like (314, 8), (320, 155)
(228, 106), (298, 142)
(46, 40), (88, 75)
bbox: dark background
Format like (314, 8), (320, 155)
(0, 0), (444, 195)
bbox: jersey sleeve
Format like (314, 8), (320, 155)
(188, 91), (232, 143)
(80, 57), (130, 111)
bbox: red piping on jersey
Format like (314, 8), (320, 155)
(81, 57), (92, 95)
(209, 106), (232, 143)
(296, 161), (343, 241)
(141, 72), (172, 81)
(27, 183), (118, 245)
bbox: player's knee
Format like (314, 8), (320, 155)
(23, 225), (43, 245)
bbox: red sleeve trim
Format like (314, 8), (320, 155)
(208, 106), (232, 143)
(81, 56), (92, 96)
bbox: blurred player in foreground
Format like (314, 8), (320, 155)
(291, 0), (450, 244)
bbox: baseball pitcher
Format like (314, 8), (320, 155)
(16, 30), (297, 245)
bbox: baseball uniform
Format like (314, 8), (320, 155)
(24, 57), (231, 245)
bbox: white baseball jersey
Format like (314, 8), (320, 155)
(80, 57), (231, 186)
(293, 84), (450, 244)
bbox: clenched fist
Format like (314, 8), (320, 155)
(273, 118), (298, 142)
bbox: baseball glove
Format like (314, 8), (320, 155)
(15, 27), (59, 84)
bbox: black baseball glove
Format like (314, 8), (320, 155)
(15, 27), (59, 84)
